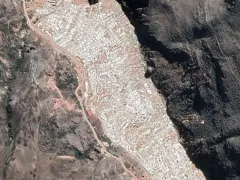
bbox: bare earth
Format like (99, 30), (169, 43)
(34, 0), (205, 179)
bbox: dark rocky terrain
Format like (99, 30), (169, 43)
(117, 0), (240, 179)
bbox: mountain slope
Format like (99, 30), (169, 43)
(0, 1), (147, 179)
(117, 0), (240, 179)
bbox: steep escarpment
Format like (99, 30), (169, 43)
(117, 0), (240, 179)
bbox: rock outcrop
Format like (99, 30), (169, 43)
(117, 0), (240, 179)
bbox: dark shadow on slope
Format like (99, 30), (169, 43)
(116, 0), (240, 179)
(88, 0), (99, 5)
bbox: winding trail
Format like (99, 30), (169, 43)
(22, 0), (140, 179)
(73, 59), (140, 180)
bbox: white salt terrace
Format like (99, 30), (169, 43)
(36, 0), (205, 179)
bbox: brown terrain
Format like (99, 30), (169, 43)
(0, 0), (149, 179)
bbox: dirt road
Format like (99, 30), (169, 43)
(22, 0), (142, 179)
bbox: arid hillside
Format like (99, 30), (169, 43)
(0, 0), (149, 179)
(3, 0), (240, 180)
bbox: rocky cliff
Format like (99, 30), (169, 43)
(117, 0), (240, 179)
